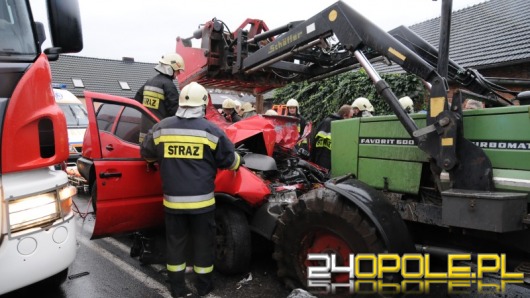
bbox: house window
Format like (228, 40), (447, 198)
(119, 81), (131, 90)
(72, 78), (84, 88)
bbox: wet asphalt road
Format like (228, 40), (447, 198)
(4, 193), (530, 298)
(1, 193), (291, 298)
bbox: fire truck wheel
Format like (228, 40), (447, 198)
(272, 188), (384, 289)
(39, 268), (68, 288)
(214, 205), (251, 274)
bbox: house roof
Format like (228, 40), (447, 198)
(50, 55), (256, 103)
(50, 55), (158, 98)
(409, 0), (530, 68)
(376, 0), (530, 72)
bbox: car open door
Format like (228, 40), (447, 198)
(84, 91), (164, 238)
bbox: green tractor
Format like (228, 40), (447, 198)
(332, 105), (530, 245)
(269, 2), (530, 291)
(175, 0), (530, 292)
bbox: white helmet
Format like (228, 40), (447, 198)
(399, 96), (414, 113)
(160, 53), (185, 72)
(241, 102), (255, 113)
(286, 98), (299, 108)
(222, 98), (236, 109)
(352, 97), (374, 112)
(179, 82), (208, 107)
(264, 109), (278, 116)
(464, 99), (483, 110)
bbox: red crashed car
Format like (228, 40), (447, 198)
(77, 91), (327, 273)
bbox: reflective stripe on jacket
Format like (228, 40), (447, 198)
(140, 116), (240, 214)
(134, 73), (180, 120)
(135, 73), (180, 143)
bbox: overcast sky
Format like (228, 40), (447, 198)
(30, 0), (487, 63)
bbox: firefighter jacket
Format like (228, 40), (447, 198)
(135, 73), (180, 119)
(140, 116), (240, 214)
(222, 110), (242, 123)
(135, 73), (180, 142)
(287, 112), (306, 137)
(309, 113), (342, 170)
(298, 115), (307, 137)
(296, 114), (308, 150)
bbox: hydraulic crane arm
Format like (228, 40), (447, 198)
(389, 25), (514, 107)
(240, 2), (439, 81)
(180, 1), (447, 133)
(177, 0), (496, 190)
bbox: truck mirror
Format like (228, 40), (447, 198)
(46, 0), (83, 53)
(35, 22), (46, 46)
(44, 47), (61, 61)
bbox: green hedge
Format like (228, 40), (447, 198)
(272, 69), (428, 124)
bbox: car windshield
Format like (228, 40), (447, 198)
(60, 103), (89, 127)
(0, 0), (37, 61)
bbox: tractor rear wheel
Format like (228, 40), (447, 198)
(272, 187), (385, 289)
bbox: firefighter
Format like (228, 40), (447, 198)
(352, 97), (374, 117)
(240, 102), (257, 118)
(285, 98), (309, 155)
(399, 96), (415, 113)
(310, 105), (354, 169)
(233, 99), (242, 115)
(140, 82), (240, 297)
(463, 98), (484, 110)
(285, 98), (306, 134)
(135, 52), (185, 142)
(221, 97), (242, 123)
(264, 109), (278, 116)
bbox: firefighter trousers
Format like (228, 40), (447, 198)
(165, 210), (216, 295)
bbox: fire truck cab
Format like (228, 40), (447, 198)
(0, 0), (83, 294)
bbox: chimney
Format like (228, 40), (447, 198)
(122, 57), (135, 63)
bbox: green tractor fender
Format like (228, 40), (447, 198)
(325, 177), (415, 254)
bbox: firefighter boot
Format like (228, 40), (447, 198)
(168, 271), (192, 298)
(195, 272), (214, 296)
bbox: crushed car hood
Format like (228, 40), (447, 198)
(205, 101), (299, 156)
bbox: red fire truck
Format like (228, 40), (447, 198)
(0, 0), (83, 294)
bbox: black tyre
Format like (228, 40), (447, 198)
(214, 205), (251, 274)
(41, 268), (68, 288)
(272, 188), (385, 289)
(90, 182), (97, 213)
(130, 233), (142, 258)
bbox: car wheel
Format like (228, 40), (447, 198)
(214, 205), (251, 274)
